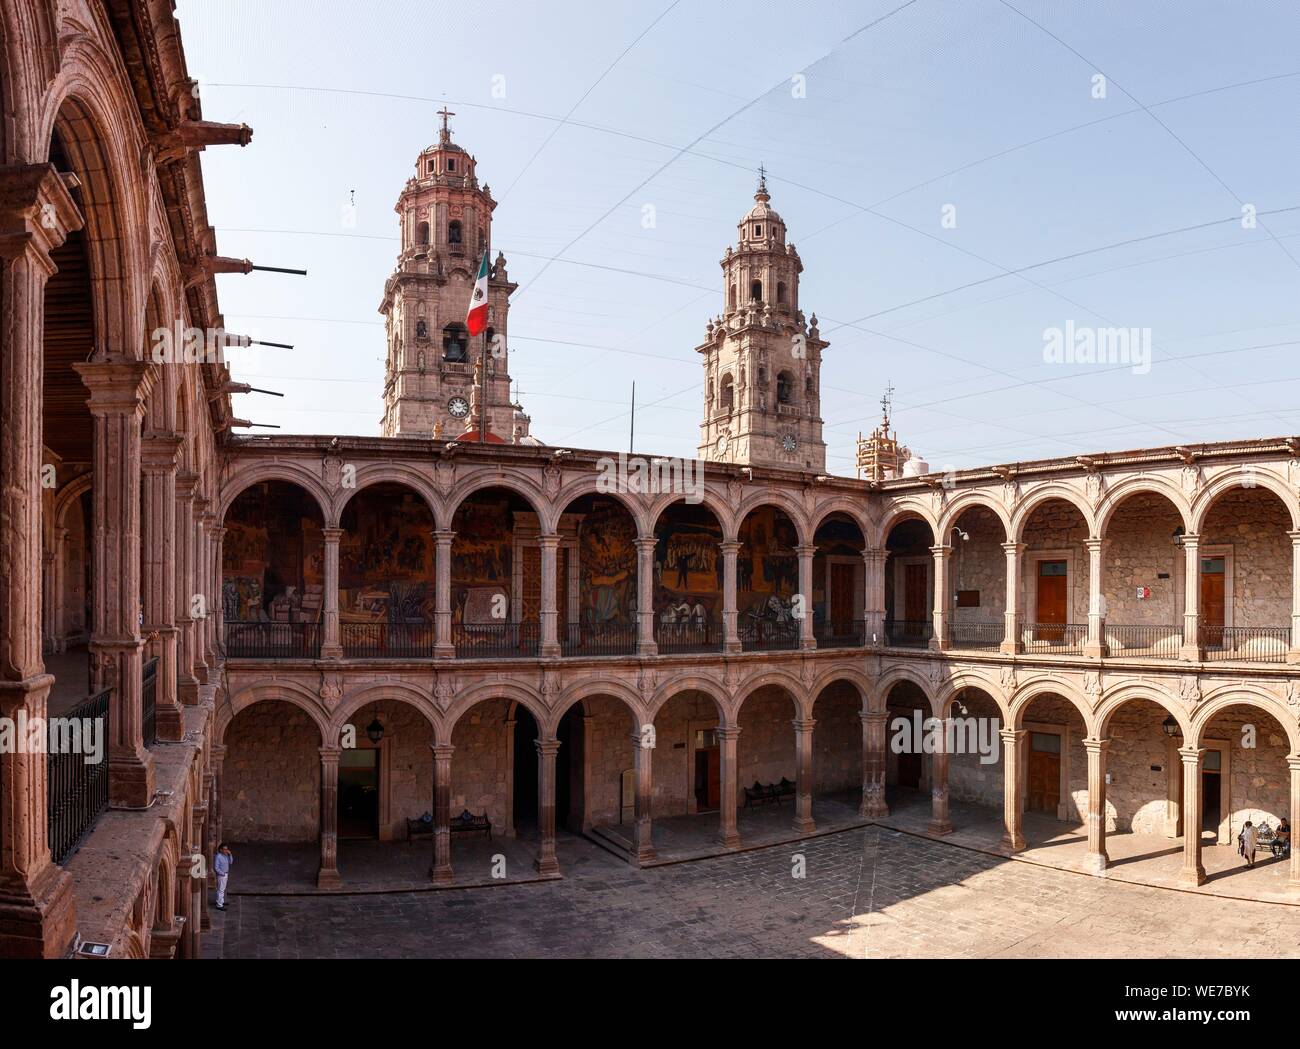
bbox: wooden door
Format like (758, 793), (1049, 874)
(904, 562), (927, 635)
(521, 545), (540, 624)
(1200, 557), (1225, 648)
(830, 562), (854, 632)
(1026, 733), (1060, 814)
(695, 746), (721, 810)
(1035, 561), (1067, 642)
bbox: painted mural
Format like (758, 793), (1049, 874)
(338, 486), (435, 625)
(451, 497), (513, 626)
(577, 497), (637, 630)
(222, 483), (324, 622)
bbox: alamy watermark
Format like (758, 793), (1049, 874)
(890, 710), (1000, 765)
(1043, 320), (1151, 375)
(596, 452), (703, 504)
(0, 711), (103, 764)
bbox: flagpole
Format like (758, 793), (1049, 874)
(629, 382), (636, 454)
(479, 248), (488, 444)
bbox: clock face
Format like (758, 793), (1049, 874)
(716, 432), (729, 454)
(447, 396), (470, 419)
(781, 432), (798, 453)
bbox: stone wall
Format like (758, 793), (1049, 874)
(1021, 500), (1090, 622)
(812, 681), (862, 794)
(652, 690), (721, 817)
(738, 686), (797, 789)
(1203, 488), (1293, 629)
(1203, 705), (1289, 833)
(950, 507), (1005, 627)
(948, 691), (1004, 805)
(1102, 494), (1182, 629)
(581, 695), (635, 827)
(223, 702), (321, 842)
(345, 700), (434, 839)
(451, 698), (514, 833)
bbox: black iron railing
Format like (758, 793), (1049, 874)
(740, 616), (800, 651)
(1022, 622), (1087, 656)
(884, 619), (933, 648)
(341, 622), (435, 659)
(1105, 625), (1182, 659)
(223, 621), (322, 659)
(814, 618), (866, 649)
(655, 619), (722, 654)
(48, 686), (111, 866)
(142, 656), (159, 747)
(561, 623), (637, 656)
(1201, 626), (1290, 663)
(950, 621), (1005, 651)
(453, 621), (539, 659)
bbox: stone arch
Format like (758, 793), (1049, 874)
(330, 682), (443, 744)
(648, 678), (728, 724)
(1096, 476), (1193, 538)
(809, 497), (872, 542)
(549, 678), (646, 736)
(935, 674), (1010, 722)
(648, 489), (737, 541)
(875, 498), (939, 549)
(53, 472), (92, 530)
(443, 473), (550, 532)
(810, 667), (872, 711)
(217, 681), (330, 746)
(938, 491), (1012, 542)
(551, 475), (652, 537)
(446, 680), (548, 735)
(1190, 687), (1300, 753)
(1009, 680), (1096, 735)
(733, 492), (812, 547)
(734, 669), (810, 719)
(1191, 467), (1300, 534)
(875, 662), (935, 708)
(1095, 681), (1190, 740)
(218, 464), (331, 525)
(332, 465), (442, 524)
(1010, 484), (1097, 542)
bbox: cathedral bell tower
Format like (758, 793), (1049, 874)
(696, 172), (828, 472)
(380, 110), (525, 441)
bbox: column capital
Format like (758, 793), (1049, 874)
(538, 532), (562, 549)
(719, 539), (743, 555)
(629, 730), (656, 750)
(431, 742), (455, 760)
(73, 357), (157, 417)
(175, 470), (199, 498)
(791, 717), (816, 733)
(1180, 533), (1201, 548)
(862, 710), (890, 726)
(141, 434), (184, 471)
(321, 526), (345, 542)
(999, 727), (1026, 745)
(534, 737), (562, 757)
(318, 746), (342, 763)
(1083, 537), (1105, 553)
(1001, 541), (1025, 556)
(1286, 754), (1300, 774)
(794, 543), (817, 559)
(0, 162), (84, 265)
(633, 534), (658, 551)
(930, 544), (951, 559)
(1287, 530), (1300, 545)
(716, 725), (741, 741)
(1081, 736), (1110, 754)
(1178, 745), (1206, 765)
(433, 529), (457, 544)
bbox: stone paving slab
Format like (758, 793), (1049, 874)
(213, 826), (1300, 959)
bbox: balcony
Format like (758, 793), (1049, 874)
(1201, 626), (1290, 664)
(1020, 623), (1087, 657)
(1104, 625), (1182, 660)
(950, 621), (1005, 651)
(224, 621), (322, 659)
(453, 622), (539, 659)
(740, 615), (799, 652)
(814, 618), (866, 650)
(341, 622), (434, 659)
(561, 623), (636, 657)
(884, 619), (933, 649)
(47, 685), (111, 865)
(655, 620), (722, 655)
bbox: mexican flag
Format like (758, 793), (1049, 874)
(466, 250), (490, 336)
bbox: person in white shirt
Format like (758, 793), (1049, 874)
(1241, 821), (1258, 869)
(214, 843), (233, 910)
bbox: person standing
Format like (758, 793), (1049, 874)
(1241, 821), (1258, 869)
(214, 843), (234, 910)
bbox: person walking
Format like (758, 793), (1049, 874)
(1241, 821), (1258, 869)
(214, 843), (233, 910)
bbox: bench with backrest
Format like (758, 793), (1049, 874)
(743, 778), (796, 807)
(406, 810), (493, 841)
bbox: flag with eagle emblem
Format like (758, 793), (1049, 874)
(466, 249), (490, 336)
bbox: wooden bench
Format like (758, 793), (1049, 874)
(743, 778), (796, 807)
(407, 810), (493, 841)
(406, 816), (434, 842)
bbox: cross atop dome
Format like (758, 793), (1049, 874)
(437, 106), (455, 145)
(755, 163), (769, 202)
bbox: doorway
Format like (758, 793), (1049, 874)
(339, 749), (379, 839)
(693, 727), (721, 811)
(1026, 732), (1061, 814)
(830, 562), (855, 633)
(903, 562), (928, 636)
(1200, 556), (1226, 649)
(1035, 560), (1067, 642)
(1201, 747), (1222, 838)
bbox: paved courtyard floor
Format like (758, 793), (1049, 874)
(207, 825), (1300, 959)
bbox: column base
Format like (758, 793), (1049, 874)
(861, 800), (889, 820)
(319, 644), (344, 660)
(1084, 850), (1109, 875)
(927, 819), (954, 836)
(799, 638), (816, 651)
(723, 641), (742, 655)
(178, 676), (201, 706)
(316, 868), (342, 890)
(156, 703), (185, 742)
(109, 752), (157, 809)
(717, 830), (741, 850)
(1287, 650), (1300, 665)
(1179, 645), (1203, 662)
(1001, 831), (1025, 853)
(635, 642), (658, 657)
(1083, 642), (1106, 659)
(633, 844), (657, 867)
(433, 644), (455, 660)
(0, 865), (77, 959)
(1179, 865), (1206, 887)
(928, 638), (948, 652)
(999, 639), (1021, 655)
(430, 864), (454, 886)
(539, 644), (561, 659)
(793, 816), (816, 835)
(533, 854), (561, 879)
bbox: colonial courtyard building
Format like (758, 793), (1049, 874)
(3, 0), (1300, 961)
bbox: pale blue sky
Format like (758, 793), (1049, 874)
(178, 0), (1300, 475)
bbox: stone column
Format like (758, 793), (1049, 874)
(188, 493), (209, 685)
(209, 522), (226, 656)
(1178, 745), (1205, 885)
(1001, 541), (1023, 654)
(320, 527), (344, 658)
(1289, 756), (1300, 890)
(534, 738), (561, 877)
(1180, 534), (1203, 660)
(52, 528), (69, 653)
(720, 539), (741, 653)
(1084, 537), (1107, 658)
(75, 358), (158, 808)
(40, 549), (56, 655)
(433, 530), (455, 658)
(1000, 728), (1025, 851)
(317, 747), (341, 888)
(1083, 737), (1109, 874)
(795, 543), (816, 649)
(861, 710), (889, 818)
(142, 436), (183, 740)
(717, 725), (741, 848)
(431, 743), (454, 884)
(928, 717), (953, 834)
(538, 534), (561, 658)
(863, 547), (886, 645)
(174, 472), (200, 704)
(0, 163), (81, 958)
(631, 728), (656, 865)
(190, 808), (207, 942)
(793, 717), (816, 833)
(1288, 532), (1300, 664)
(929, 544), (951, 650)
(210, 744), (226, 852)
(634, 535), (658, 656)
(201, 511), (220, 675)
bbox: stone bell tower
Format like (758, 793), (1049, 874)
(380, 110), (525, 441)
(696, 171), (828, 472)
